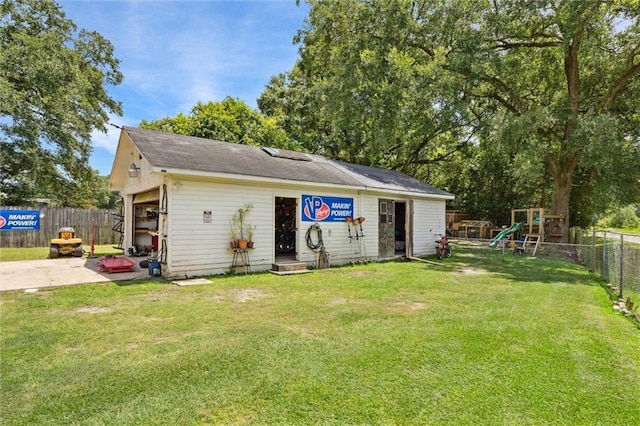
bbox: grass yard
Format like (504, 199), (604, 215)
(1, 247), (639, 425)
(0, 244), (123, 262)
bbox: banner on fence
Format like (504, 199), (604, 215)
(0, 209), (41, 230)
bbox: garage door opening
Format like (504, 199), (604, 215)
(132, 188), (160, 256)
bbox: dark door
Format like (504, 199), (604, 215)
(275, 197), (297, 261)
(378, 199), (395, 259)
(394, 202), (406, 255)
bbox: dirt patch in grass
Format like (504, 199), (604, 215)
(327, 298), (347, 306)
(536, 245), (584, 265)
(203, 293), (226, 302)
(286, 324), (323, 339)
(408, 302), (426, 310)
(74, 306), (111, 314)
(232, 288), (266, 302)
(346, 270), (373, 278)
(455, 266), (486, 275)
(390, 301), (427, 311)
(145, 290), (176, 302)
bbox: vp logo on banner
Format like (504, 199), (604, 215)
(303, 196), (330, 221)
(302, 195), (353, 222)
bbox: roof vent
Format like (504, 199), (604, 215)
(261, 147), (311, 162)
(262, 147), (279, 157)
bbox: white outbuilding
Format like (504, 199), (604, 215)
(109, 127), (454, 277)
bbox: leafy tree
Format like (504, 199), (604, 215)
(265, 1), (474, 172)
(460, 0), (640, 234)
(434, 136), (544, 225)
(140, 96), (297, 150)
(94, 175), (120, 210)
(259, 67), (328, 155)
(598, 204), (640, 229)
(0, 0), (123, 206)
(269, 0), (640, 238)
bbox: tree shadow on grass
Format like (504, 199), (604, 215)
(441, 245), (602, 286)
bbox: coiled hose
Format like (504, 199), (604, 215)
(305, 223), (324, 252)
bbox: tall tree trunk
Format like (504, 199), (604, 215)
(547, 15), (585, 243)
(548, 153), (579, 242)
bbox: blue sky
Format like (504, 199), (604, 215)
(58, 0), (310, 175)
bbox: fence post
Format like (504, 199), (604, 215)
(602, 231), (607, 281)
(591, 229), (596, 271)
(619, 234), (624, 299)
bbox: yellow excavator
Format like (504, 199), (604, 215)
(49, 227), (84, 258)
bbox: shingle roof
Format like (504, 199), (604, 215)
(124, 127), (453, 198)
(335, 161), (453, 197)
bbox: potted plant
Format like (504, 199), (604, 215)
(230, 203), (253, 249)
(230, 225), (239, 248)
(247, 225), (256, 249)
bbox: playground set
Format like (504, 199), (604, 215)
(489, 208), (565, 255)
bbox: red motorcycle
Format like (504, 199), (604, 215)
(435, 234), (452, 260)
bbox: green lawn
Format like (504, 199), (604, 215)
(0, 244), (123, 262)
(1, 247), (639, 425)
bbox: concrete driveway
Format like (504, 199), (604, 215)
(0, 256), (150, 292)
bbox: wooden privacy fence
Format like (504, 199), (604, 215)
(0, 206), (121, 248)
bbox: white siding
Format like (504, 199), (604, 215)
(159, 176), (448, 277)
(166, 179), (274, 277)
(412, 199), (446, 257)
(163, 180), (381, 276)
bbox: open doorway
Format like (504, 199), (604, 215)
(394, 202), (406, 255)
(379, 199), (411, 259)
(131, 188), (160, 256)
(275, 197), (297, 262)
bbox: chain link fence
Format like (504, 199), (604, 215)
(572, 229), (640, 314)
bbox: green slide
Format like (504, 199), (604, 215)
(489, 222), (522, 248)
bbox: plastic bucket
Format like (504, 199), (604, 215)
(148, 260), (161, 277)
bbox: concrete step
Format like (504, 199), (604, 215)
(272, 262), (308, 272)
(269, 269), (313, 276)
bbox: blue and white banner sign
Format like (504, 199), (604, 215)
(0, 210), (41, 230)
(302, 195), (353, 222)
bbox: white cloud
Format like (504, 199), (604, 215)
(90, 113), (138, 154)
(61, 0), (308, 128)
(112, 0), (305, 114)
(58, 0), (310, 175)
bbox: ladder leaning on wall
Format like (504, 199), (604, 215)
(346, 217), (367, 264)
